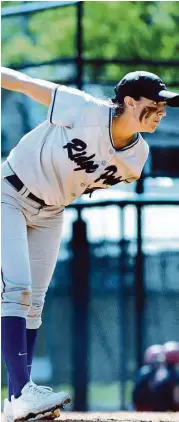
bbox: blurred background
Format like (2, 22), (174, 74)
(1, 0), (179, 412)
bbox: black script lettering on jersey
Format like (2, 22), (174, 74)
(95, 165), (123, 185)
(63, 138), (99, 173)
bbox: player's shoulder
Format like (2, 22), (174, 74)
(56, 84), (108, 107)
(59, 85), (110, 127)
(138, 132), (149, 147)
(137, 133), (150, 155)
(84, 95), (111, 127)
(49, 84), (111, 129)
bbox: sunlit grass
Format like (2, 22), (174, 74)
(1, 381), (133, 408)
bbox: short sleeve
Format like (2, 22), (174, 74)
(47, 85), (89, 127)
(123, 137), (149, 184)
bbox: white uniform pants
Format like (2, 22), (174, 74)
(1, 166), (64, 329)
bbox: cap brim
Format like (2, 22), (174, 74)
(157, 90), (179, 107)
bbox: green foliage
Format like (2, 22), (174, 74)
(83, 1), (179, 81)
(1, 1), (179, 84)
(1, 1), (22, 6)
(2, 5), (76, 64)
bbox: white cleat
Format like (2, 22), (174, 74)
(3, 394), (61, 422)
(11, 381), (70, 421)
(32, 408), (61, 420)
(3, 399), (14, 422)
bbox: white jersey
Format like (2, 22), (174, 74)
(8, 85), (149, 207)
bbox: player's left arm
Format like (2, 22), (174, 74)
(1, 67), (58, 106)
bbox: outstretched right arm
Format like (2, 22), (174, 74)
(1, 67), (58, 106)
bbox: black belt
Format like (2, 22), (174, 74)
(5, 174), (46, 207)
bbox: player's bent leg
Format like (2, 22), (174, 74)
(24, 211), (69, 420)
(1, 185), (32, 401)
(26, 210), (64, 330)
(1, 191), (32, 319)
(11, 380), (70, 422)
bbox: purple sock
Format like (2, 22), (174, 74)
(8, 328), (38, 401)
(8, 375), (13, 402)
(26, 328), (38, 375)
(1, 317), (30, 399)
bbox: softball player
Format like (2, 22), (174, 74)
(132, 344), (165, 411)
(1, 67), (179, 422)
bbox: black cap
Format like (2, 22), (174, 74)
(113, 71), (179, 107)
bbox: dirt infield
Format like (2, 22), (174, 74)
(1, 411), (179, 422)
(59, 412), (179, 422)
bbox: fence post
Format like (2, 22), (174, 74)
(135, 178), (145, 369)
(76, 1), (83, 90)
(118, 205), (127, 409)
(71, 210), (89, 411)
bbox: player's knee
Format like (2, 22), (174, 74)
(1, 287), (32, 319)
(19, 288), (32, 307)
(26, 301), (44, 329)
(1, 286), (32, 307)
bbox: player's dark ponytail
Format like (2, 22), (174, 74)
(111, 97), (125, 117)
(111, 94), (141, 117)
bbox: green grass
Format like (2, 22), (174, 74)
(1, 381), (133, 407)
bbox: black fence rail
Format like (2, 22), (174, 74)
(1, 1), (79, 17)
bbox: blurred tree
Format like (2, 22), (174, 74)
(83, 1), (179, 82)
(1, 1), (179, 84)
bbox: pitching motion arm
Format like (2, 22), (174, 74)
(1, 66), (57, 106)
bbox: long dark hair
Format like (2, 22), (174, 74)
(111, 97), (125, 117)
